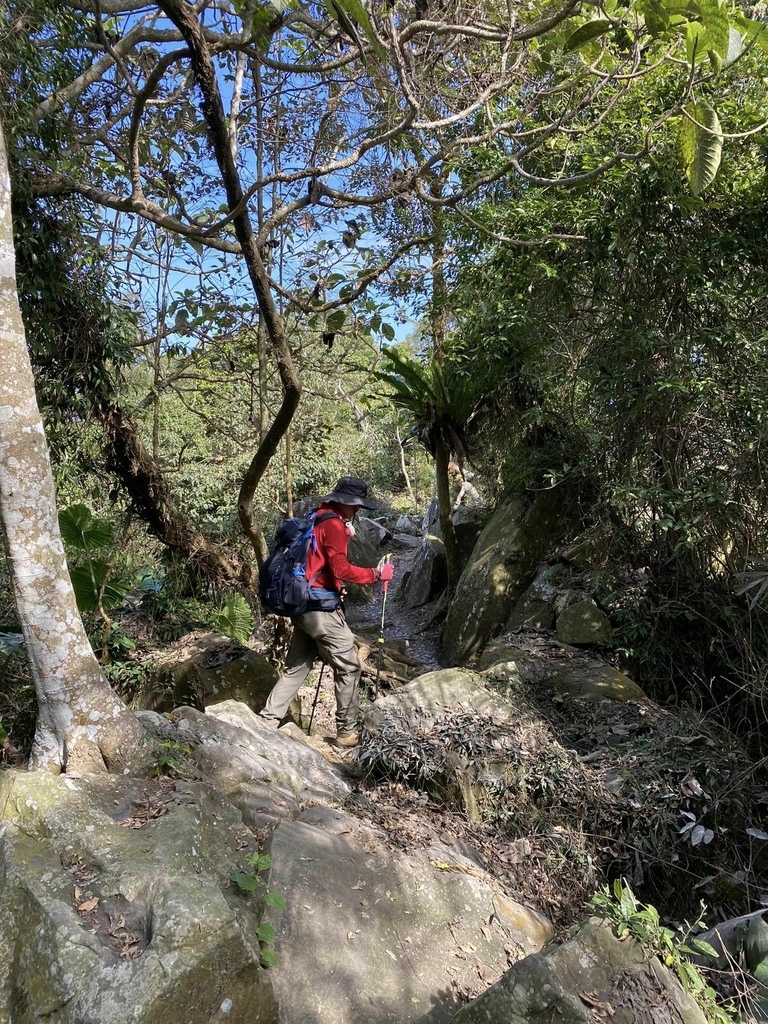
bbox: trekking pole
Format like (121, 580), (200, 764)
(308, 662), (326, 735)
(374, 554), (392, 700)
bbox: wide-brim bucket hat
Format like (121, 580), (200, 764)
(322, 476), (377, 509)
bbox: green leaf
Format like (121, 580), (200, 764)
(230, 871), (259, 893)
(264, 891), (286, 909)
(215, 593), (254, 644)
(69, 562), (131, 613)
(381, 323), (396, 341)
(329, 0), (385, 60)
(59, 504), (113, 550)
(685, 21), (709, 62)
(679, 100), (723, 195)
(639, 0), (670, 36)
(259, 947), (279, 967)
(256, 922), (276, 944)
(698, 0), (729, 57)
(691, 938), (720, 959)
(563, 19), (613, 51)
(326, 309), (346, 332)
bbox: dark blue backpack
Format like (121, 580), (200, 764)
(259, 510), (340, 617)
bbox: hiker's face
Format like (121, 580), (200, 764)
(335, 502), (358, 521)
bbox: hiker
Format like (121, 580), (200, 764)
(259, 476), (395, 746)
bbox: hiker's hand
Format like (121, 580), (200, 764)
(375, 556), (394, 582)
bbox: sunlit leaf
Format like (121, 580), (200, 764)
(59, 504), (113, 550)
(215, 593), (254, 644)
(698, 0), (729, 57)
(563, 19), (612, 51)
(678, 100), (723, 195)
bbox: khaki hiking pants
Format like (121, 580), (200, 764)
(259, 608), (361, 736)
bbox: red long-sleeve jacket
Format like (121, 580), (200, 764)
(306, 504), (376, 592)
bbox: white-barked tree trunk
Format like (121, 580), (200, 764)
(0, 118), (146, 773)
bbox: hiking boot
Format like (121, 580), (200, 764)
(335, 732), (360, 748)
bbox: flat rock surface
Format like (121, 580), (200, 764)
(264, 807), (552, 1024)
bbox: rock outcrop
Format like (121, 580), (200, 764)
(399, 534), (448, 608)
(0, 699), (551, 1024)
(442, 492), (566, 665)
(139, 632), (278, 713)
(453, 918), (707, 1024)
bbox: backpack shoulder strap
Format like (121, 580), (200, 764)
(314, 511), (340, 527)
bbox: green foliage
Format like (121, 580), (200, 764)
(151, 740), (191, 778)
(58, 504), (131, 615)
(679, 100), (723, 195)
(376, 346), (477, 461)
(587, 881), (736, 1022)
(59, 505), (113, 551)
(215, 594), (255, 644)
(230, 851), (285, 968)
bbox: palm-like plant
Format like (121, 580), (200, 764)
(377, 346), (478, 591)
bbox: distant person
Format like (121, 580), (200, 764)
(259, 476), (394, 746)
(448, 461), (482, 509)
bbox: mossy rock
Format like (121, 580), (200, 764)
(138, 632), (278, 713)
(556, 597), (613, 645)
(442, 491), (568, 665)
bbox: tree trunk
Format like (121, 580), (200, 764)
(157, 0), (302, 569)
(430, 174), (460, 593)
(435, 440), (461, 594)
(98, 404), (247, 587)
(0, 119), (146, 774)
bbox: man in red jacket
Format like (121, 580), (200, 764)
(259, 476), (395, 746)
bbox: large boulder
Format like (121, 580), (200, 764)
(139, 632), (278, 714)
(165, 700), (351, 827)
(479, 639), (647, 703)
(399, 535), (448, 608)
(356, 516), (391, 547)
(262, 805), (553, 1024)
(556, 597), (613, 645)
(0, 769), (278, 1024)
(453, 918), (707, 1024)
(442, 492), (567, 665)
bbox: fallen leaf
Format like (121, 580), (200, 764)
(77, 897), (99, 913)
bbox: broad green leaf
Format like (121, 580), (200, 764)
(691, 938), (720, 958)
(230, 870), (259, 893)
(59, 504), (113, 550)
(381, 323), (395, 341)
(69, 562), (131, 613)
(215, 593), (254, 644)
(326, 308), (346, 332)
(0, 632), (24, 656)
(264, 891), (286, 909)
(734, 15), (768, 53)
(259, 947), (279, 967)
(679, 100), (723, 195)
(685, 21), (709, 62)
(698, 0), (729, 57)
(639, 0), (670, 36)
(563, 20), (613, 52)
(256, 922), (276, 943)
